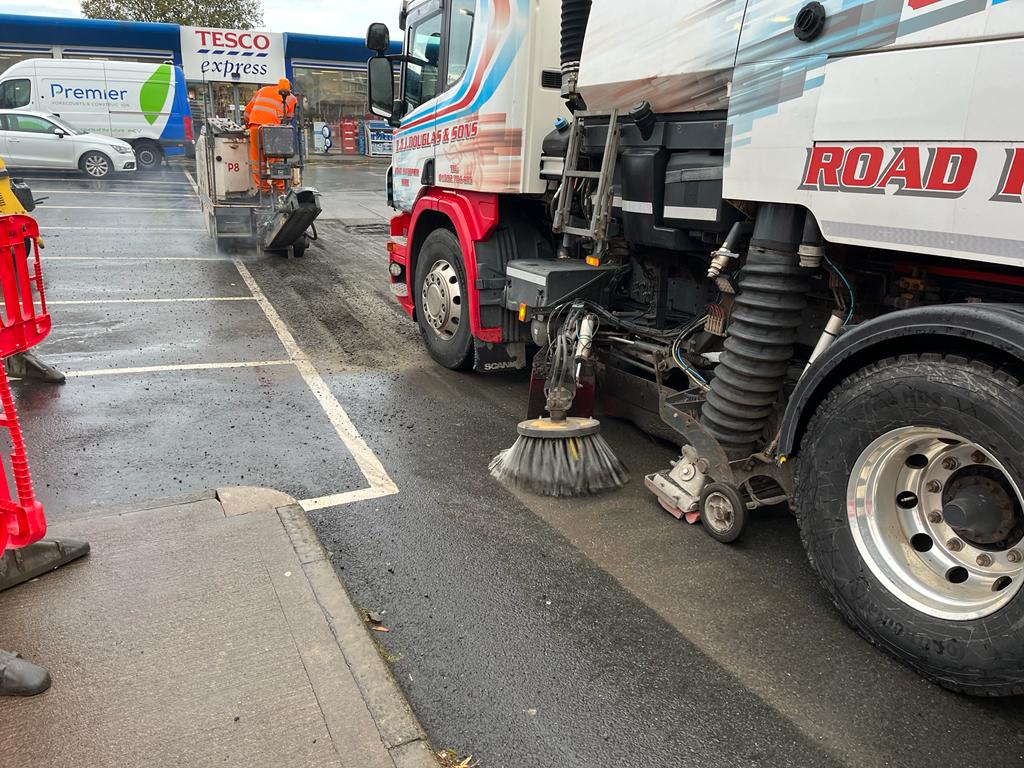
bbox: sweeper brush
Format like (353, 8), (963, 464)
(489, 307), (629, 496)
(489, 416), (629, 496)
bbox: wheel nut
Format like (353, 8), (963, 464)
(1008, 550), (1022, 564)
(946, 538), (964, 552)
(926, 480), (942, 493)
(941, 457), (960, 471)
(927, 511), (942, 524)
(971, 450), (987, 464)
(976, 553), (993, 567)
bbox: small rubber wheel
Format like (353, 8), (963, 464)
(133, 141), (163, 170)
(699, 482), (747, 543)
(79, 151), (111, 179)
(291, 235), (307, 258)
(414, 228), (472, 370)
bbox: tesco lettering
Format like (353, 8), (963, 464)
(50, 82), (128, 101)
(193, 30), (271, 50)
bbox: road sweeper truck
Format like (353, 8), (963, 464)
(366, 0), (1024, 695)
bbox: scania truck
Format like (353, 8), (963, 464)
(366, 0), (1024, 695)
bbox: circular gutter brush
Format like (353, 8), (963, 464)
(490, 415), (629, 497)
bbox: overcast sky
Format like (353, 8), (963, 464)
(4, 1), (402, 37)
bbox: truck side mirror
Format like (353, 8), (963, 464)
(367, 55), (396, 122)
(366, 23), (391, 54)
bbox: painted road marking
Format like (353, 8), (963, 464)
(33, 189), (196, 197)
(184, 168), (199, 194)
(232, 259), (400, 509)
(48, 297), (255, 305)
(44, 256), (229, 261)
(41, 226), (206, 232)
(64, 359), (294, 377)
(41, 206), (200, 212)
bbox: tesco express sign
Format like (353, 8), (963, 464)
(179, 25), (285, 83)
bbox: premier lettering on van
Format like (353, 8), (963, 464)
(49, 83), (128, 103)
(179, 25), (285, 83)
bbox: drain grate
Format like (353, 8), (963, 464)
(345, 223), (390, 235)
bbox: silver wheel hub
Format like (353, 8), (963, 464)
(704, 491), (735, 533)
(420, 259), (461, 340)
(848, 426), (1024, 620)
(85, 155), (108, 176)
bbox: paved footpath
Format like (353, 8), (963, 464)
(0, 488), (438, 768)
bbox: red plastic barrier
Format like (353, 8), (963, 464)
(0, 214), (51, 554)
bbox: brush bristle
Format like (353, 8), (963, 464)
(489, 432), (629, 497)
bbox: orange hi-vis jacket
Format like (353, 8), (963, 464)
(244, 85), (297, 126)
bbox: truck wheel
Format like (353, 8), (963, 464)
(133, 141), (163, 171)
(796, 353), (1024, 695)
(414, 228), (472, 370)
(79, 151), (111, 179)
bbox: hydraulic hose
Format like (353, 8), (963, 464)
(701, 206), (809, 458)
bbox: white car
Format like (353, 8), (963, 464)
(0, 110), (136, 178)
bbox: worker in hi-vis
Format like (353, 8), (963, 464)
(243, 78), (297, 192)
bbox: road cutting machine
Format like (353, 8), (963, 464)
(196, 117), (321, 257)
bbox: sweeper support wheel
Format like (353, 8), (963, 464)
(699, 481), (747, 544)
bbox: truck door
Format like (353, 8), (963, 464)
(392, 0), (444, 211)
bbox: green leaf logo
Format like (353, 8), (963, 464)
(139, 63), (172, 126)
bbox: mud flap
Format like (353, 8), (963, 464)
(473, 340), (526, 373)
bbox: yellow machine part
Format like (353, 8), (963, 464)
(0, 155), (27, 215)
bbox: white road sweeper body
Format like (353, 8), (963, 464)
(368, 0), (1024, 694)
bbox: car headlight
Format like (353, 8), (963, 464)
(112, 145), (133, 155)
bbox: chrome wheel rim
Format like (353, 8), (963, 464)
(84, 154), (109, 177)
(703, 491), (736, 534)
(848, 426), (1024, 620)
(421, 259), (462, 340)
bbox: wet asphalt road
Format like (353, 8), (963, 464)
(14, 162), (1024, 767)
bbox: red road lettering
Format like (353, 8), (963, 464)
(877, 147), (924, 192)
(802, 146), (845, 188)
(924, 147), (976, 195)
(841, 146), (885, 188)
(992, 148), (1024, 203)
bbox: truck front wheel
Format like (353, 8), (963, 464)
(414, 228), (472, 370)
(796, 353), (1024, 695)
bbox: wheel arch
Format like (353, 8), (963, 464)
(402, 188), (501, 342)
(779, 304), (1024, 460)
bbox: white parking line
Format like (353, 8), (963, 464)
(41, 206), (199, 212)
(48, 297), (255, 305)
(42, 226), (206, 232)
(184, 169), (199, 195)
(44, 256), (229, 261)
(18, 177), (193, 187)
(232, 259), (400, 509)
(64, 359), (294, 377)
(34, 189), (195, 197)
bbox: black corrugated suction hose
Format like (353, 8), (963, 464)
(700, 211), (809, 459)
(561, 0), (592, 71)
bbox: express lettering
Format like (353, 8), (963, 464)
(194, 30), (271, 50)
(199, 61), (269, 77)
(800, 145), (978, 198)
(49, 83), (128, 101)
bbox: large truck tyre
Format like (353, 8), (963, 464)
(796, 354), (1024, 695)
(414, 228), (473, 370)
